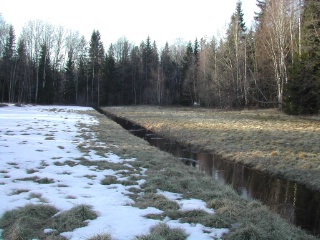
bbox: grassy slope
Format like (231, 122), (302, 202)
(94, 109), (317, 239)
(102, 106), (320, 192)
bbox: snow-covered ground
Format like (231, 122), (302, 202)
(0, 105), (228, 240)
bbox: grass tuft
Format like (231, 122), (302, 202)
(0, 204), (58, 240)
(26, 168), (39, 174)
(134, 223), (188, 240)
(87, 233), (113, 240)
(134, 193), (179, 211)
(50, 204), (98, 233)
(9, 189), (30, 195)
(100, 175), (118, 185)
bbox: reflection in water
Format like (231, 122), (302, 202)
(100, 110), (320, 236)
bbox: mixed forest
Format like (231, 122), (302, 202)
(0, 0), (319, 114)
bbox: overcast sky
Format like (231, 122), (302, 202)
(1, 0), (258, 47)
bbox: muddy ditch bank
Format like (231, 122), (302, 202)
(98, 106), (320, 236)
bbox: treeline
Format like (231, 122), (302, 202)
(0, 0), (319, 114)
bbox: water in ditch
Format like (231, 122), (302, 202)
(99, 109), (320, 236)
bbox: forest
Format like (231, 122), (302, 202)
(0, 0), (319, 114)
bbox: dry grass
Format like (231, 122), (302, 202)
(2, 108), (315, 239)
(103, 106), (320, 191)
(134, 223), (187, 240)
(50, 204), (98, 233)
(87, 234), (113, 240)
(88, 108), (316, 239)
(0, 204), (98, 239)
(0, 204), (59, 239)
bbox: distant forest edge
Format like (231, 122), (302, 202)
(0, 0), (319, 114)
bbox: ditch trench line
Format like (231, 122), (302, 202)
(94, 107), (320, 237)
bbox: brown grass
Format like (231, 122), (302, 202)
(4, 108), (313, 239)
(102, 106), (320, 191)
(86, 108), (316, 239)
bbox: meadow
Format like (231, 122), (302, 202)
(0, 105), (317, 239)
(103, 106), (320, 192)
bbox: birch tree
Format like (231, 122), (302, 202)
(260, 0), (292, 108)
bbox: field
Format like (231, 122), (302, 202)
(0, 104), (317, 239)
(103, 106), (320, 192)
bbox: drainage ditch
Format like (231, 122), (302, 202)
(97, 108), (320, 236)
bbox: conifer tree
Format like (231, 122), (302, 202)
(103, 45), (116, 105)
(16, 38), (28, 103)
(254, 0), (267, 23)
(89, 30), (104, 106)
(180, 41), (193, 105)
(160, 42), (178, 104)
(38, 44), (54, 104)
(286, 0), (320, 114)
(64, 50), (76, 104)
(77, 54), (89, 105)
(130, 45), (142, 104)
(141, 36), (156, 103)
(1, 25), (15, 102)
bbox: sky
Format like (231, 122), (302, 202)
(1, 0), (258, 48)
(0, 104), (229, 239)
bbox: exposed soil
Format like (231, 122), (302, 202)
(102, 106), (320, 192)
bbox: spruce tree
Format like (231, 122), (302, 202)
(64, 50), (76, 104)
(77, 55), (88, 105)
(103, 45), (116, 105)
(180, 41), (193, 105)
(16, 38), (28, 103)
(254, 0), (266, 23)
(38, 44), (54, 104)
(286, 0), (320, 114)
(89, 30), (104, 106)
(236, 1), (247, 33)
(1, 25), (15, 102)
